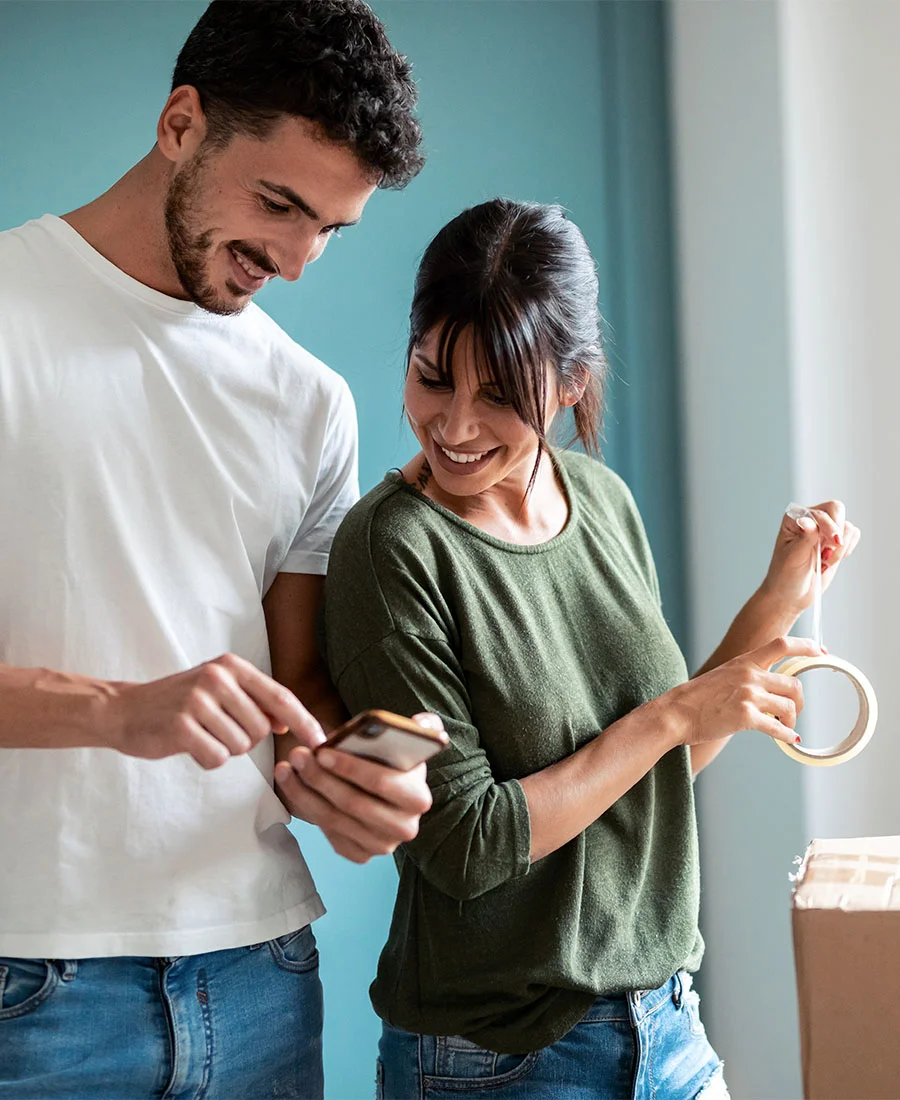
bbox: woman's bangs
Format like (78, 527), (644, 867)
(418, 300), (551, 444)
(473, 298), (548, 438)
(433, 317), (468, 385)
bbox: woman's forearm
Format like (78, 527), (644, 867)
(689, 586), (802, 774)
(522, 589), (806, 840)
(696, 585), (801, 677)
(520, 695), (685, 863)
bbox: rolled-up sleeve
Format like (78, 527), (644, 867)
(333, 629), (532, 902)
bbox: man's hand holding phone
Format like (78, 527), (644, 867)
(273, 710), (447, 864)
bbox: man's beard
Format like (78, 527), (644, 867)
(163, 151), (244, 317)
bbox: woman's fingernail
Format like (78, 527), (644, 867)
(416, 713), (443, 731)
(834, 533), (842, 546)
(822, 547), (834, 561)
(794, 735), (802, 745)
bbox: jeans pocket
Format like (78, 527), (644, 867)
(266, 925), (319, 974)
(427, 1034), (539, 1089)
(0, 958), (60, 1021)
(696, 1061), (731, 1099)
(678, 973), (706, 1038)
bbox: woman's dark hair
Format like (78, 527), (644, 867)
(408, 199), (606, 459)
(172, 0), (424, 189)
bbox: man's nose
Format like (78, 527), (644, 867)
(276, 230), (325, 283)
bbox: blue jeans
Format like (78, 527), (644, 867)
(377, 973), (729, 1100)
(0, 926), (323, 1099)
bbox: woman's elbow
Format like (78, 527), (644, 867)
(413, 846), (527, 902)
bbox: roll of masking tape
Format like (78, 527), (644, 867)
(775, 655), (877, 766)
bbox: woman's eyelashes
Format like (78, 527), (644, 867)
(414, 369), (510, 406)
(414, 369), (450, 390)
(482, 390), (511, 407)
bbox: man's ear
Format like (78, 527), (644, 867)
(157, 85), (208, 165)
(558, 365), (589, 408)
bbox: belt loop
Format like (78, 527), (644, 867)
(672, 971), (683, 1008)
(58, 959), (78, 981)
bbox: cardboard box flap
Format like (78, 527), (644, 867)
(793, 835), (900, 912)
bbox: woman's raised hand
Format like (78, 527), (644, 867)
(667, 635), (823, 749)
(759, 500), (860, 616)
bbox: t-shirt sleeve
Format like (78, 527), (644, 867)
(333, 629), (533, 903)
(280, 378), (359, 576)
(626, 495), (662, 607)
(606, 467), (663, 609)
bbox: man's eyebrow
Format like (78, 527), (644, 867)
(257, 180), (360, 229)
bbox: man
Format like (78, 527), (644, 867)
(0, 2), (431, 1096)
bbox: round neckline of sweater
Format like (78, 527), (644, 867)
(386, 448), (581, 554)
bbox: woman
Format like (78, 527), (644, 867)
(322, 199), (858, 1098)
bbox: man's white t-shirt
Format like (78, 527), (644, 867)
(0, 215), (359, 957)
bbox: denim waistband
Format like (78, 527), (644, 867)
(581, 972), (686, 1024)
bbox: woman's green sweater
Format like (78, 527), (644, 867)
(323, 450), (702, 1054)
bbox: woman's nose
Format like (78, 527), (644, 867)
(440, 394), (479, 443)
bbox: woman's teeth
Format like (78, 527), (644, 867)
(441, 446), (486, 464)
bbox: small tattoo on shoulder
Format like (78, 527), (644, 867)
(416, 461), (432, 492)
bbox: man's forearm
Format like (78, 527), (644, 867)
(263, 571), (345, 771)
(272, 669), (345, 770)
(0, 664), (119, 749)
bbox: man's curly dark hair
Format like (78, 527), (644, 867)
(171, 0), (424, 189)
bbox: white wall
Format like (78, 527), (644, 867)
(669, 1), (900, 1096)
(668, 3), (805, 1096)
(779, 0), (900, 842)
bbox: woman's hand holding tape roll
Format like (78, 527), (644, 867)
(760, 499), (860, 617)
(665, 635), (822, 751)
(685, 499), (862, 774)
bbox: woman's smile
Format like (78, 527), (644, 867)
(431, 441), (501, 476)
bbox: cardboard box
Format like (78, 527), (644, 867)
(792, 836), (900, 1099)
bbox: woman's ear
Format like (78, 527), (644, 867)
(558, 365), (589, 408)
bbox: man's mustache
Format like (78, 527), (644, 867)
(230, 241), (278, 277)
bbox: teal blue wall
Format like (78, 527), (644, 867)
(0, 3), (683, 1097)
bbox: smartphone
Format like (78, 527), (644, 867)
(317, 709), (448, 771)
